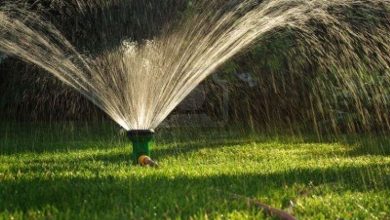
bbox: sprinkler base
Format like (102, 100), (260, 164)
(127, 130), (156, 166)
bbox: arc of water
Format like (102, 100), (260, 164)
(1, 0), (389, 130)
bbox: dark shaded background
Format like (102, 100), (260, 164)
(1, 0), (389, 133)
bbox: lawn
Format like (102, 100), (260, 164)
(0, 122), (389, 219)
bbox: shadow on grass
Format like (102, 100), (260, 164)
(0, 122), (256, 156)
(1, 163), (389, 218)
(2, 121), (390, 164)
(154, 139), (251, 159)
(0, 121), (125, 155)
(340, 134), (390, 157)
(0, 137), (125, 155)
(5, 139), (251, 165)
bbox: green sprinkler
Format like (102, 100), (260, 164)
(127, 130), (158, 167)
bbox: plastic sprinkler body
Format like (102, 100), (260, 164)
(127, 130), (158, 167)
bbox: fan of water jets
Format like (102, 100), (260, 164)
(0, 0), (389, 131)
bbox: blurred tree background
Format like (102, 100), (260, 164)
(0, 0), (389, 134)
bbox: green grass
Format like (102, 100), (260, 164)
(0, 122), (389, 219)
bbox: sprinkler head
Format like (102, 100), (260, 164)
(127, 130), (158, 167)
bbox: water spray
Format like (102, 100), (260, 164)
(127, 130), (158, 167)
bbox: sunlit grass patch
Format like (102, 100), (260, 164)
(0, 122), (389, 219)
